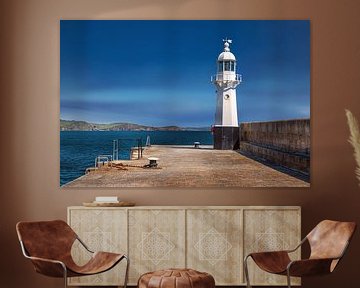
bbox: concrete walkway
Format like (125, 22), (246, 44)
(64, 145), (309, 188)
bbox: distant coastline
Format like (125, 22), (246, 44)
(60, 119), (210, 132)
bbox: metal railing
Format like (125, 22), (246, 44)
(112, 138), (143, 160)
(211, 73), (242, 83)
(95, 155), (113, 168)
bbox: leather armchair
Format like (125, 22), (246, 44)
(16, 220), (129, 288)
(244, 220), (356, 288)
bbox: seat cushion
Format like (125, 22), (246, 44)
(138, 268), (215, 288)
(250, 251), (291, 274)
(67, 252), (124, 277)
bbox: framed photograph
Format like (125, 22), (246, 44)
(60, 20), (310, 188)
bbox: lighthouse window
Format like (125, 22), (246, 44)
(218, 62), (224, 72)
(230, 61), (235, 71)
(224, 61), (230, 71)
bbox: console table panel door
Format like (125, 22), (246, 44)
(186, 209), (243, 285)
(128, 209), (186, 284)
(243, 208), (301, 286)
(68, 208), (128, 286)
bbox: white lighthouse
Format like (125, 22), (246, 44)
(211, 39), (242, 150)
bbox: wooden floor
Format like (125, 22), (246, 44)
(64, 145), (309, 188)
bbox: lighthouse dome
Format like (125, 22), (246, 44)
(218, 51), (236, 61)
(217, 39), (236, 61)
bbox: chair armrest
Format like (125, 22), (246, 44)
(246, 250), (290, 259)
(245, 237), (306, 259)
(287, 258), (336, 277)
(26, 255), (65, 265)
(76, 236), (94, 253)
(25, 255), (67, 278)
(285, 237), (307, 253)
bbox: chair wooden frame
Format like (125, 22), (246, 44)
(243, 220), (356, 288)
(16, 220), (129, 288)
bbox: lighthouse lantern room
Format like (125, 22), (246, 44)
(211, 39), (242, 150)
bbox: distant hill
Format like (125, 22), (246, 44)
(60, 120), (210, 131)
(60, 120), (94, 130)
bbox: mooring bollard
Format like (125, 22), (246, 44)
(194, 141), (200, 148)
(147, 157), (159, 168)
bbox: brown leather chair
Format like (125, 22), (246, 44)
(244, 220), (356, 288)
(16, 220), (129, 288)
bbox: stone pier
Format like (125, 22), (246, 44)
(63, 145), (309, 188)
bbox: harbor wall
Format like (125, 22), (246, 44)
(240, 119), (310, 174)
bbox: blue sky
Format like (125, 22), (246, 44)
(60, 20), (310, 127)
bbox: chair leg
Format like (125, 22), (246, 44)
(244, 255), (252, 288)
(123, 255), (130, 288)
(286, 269), (291, 288)
(62, 264), (68, 288)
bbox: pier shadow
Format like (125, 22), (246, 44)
(164, 145), (214, 151)
(238, 151), (310, 183)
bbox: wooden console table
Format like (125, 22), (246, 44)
(67, 206), (301, 286)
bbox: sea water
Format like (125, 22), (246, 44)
(60, 130), (213, 186)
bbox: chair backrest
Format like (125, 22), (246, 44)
(307, 220), (356, 261)
(16, 220), (77, 261)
